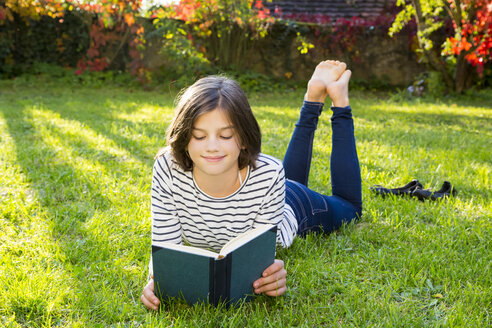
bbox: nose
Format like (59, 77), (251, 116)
(205, 136), (219, 152)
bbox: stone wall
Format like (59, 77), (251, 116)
(248, 25), (425, 86)
(143, 22), (425, 87)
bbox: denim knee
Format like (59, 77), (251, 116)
(286, 179), (361, 236)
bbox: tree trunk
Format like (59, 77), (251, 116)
(411, 0), (455, 91)
(424, 47), (455, 91)
(454, 52), (471, 93)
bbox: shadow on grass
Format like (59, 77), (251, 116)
(46, 90), (173, 166)
(0, 100), (152, 325)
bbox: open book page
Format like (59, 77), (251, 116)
(160, 242), (219, 258)
(219, 224), (275, 257)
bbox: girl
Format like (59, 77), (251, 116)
(141, 60), (362, 310)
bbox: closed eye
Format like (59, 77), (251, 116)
(192, 135), (206, 140)
(220, 135), (233, 140)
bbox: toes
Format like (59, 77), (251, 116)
(314, 60), (347, 77)
(339, 69), (352, 82)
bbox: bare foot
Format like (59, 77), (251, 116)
(326, 69), (351, 107)
(305, 60), (347, 103)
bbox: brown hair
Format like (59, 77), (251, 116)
(165, 76), (261, 171)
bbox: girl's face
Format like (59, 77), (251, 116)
(187, 108), (242, 179)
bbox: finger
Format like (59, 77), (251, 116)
(256, 278), (287, 295)
(142, 281), (160, 308)
(262, 259), (284, 277)
(146, 279), (154, 291)
(141, 293), (159, 311)
(254, 274), (287, 294)
(254, 272), (282, 290)
(338, 69), (352, 82)
(142, 286), (160, 310)
(264, 285), (287, 297)
(255, 267), (287, 288)
(143, 286), (159, 302)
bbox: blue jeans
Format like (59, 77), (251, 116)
(283, 101), (362, 236)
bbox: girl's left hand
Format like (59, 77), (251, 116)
(253, 259), (287, 297)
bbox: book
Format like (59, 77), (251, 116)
(152, 224), (277, 306)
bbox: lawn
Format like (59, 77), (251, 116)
(0, 78), (490, 327)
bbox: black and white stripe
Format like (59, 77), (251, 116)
(151, 149), (298, 251)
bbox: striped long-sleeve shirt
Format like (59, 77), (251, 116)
(151, 149), (298, 251)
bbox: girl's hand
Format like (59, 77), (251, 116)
(141, 277), (160, 311)
(253, 259), (287, 297)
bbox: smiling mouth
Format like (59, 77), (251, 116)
(202, 155), (225, 162)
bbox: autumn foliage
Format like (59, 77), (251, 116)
(390, 0), (491, 92)
(150, 0), (274, 70)
(0, 0), (147, 81)
(73, 0), (146, 79)
(1, 0), (489, 90)
(443, 0), (491, 76)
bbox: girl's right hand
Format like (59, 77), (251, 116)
(141, 277), (160, 311)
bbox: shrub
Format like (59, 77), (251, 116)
(150, 0), (274, 72)
(0, 0), (147, 82)
(0, 9), (89, 77)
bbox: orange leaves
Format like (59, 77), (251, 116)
(124, 13), (135, 26)
(257, 8), (269, 20)
(448, 37), (472, 54)
(439, 0), (492, 74)
(161, 0), (273, 26)
(70, 1), (146, 80)
(131, 25), (145, 36)
(254, 1), (264, 9)
(168, 0), (204, 22)
(3, 0), (147, 82)
(465, 52), (478, 63)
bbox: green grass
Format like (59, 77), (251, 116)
(0, 78), (490, 327)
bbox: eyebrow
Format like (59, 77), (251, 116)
(192, 126), (234, 132)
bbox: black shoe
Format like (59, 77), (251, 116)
(412, 181), (457, 201)
(370, 179), (423, 197)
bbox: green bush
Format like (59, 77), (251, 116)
(0, 10), (89, 77)
(146, 19), (213, 89)
(425, 71), (447, 97)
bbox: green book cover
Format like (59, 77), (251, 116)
(152, 224), (277, 306)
